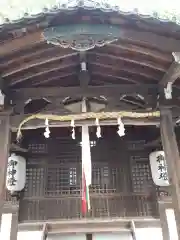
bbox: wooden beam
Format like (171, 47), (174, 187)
(10, 84), (158, 101)
(92, 72), (142, 85)
(0, 115), (10, 219)
(92, 71), (157, 85)
(160, 61), (180, 87)
(109, 42), (171, 62)
(0, 44), (54, 69)
(10, 143), (28, 152)
(31, 72), (77, 87)
(158, 202), (171, 240)
(1, 26), (180, 57)
(90, 62), (160, 80)
(0, 31), (43, 56)
(9, 63), (78, 87)
(121, 28), (180, 52)
(160, 108), (180, 239)
(89, 52), (166, 72)
(2, 52), (78, 78)
(18, 218), (161, 233)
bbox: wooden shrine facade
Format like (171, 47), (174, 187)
(1, 2), (180, 239)
(18, 126), (160, 222)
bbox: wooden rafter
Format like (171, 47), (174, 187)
(0, 31), (42, 56)
(2, 52), (78, 78)
(109, 42), (171, 62)
(31, 72), (77, 87)
(92, 72), (157, 85)
(90, 51), (167, 72)
(90, 62), (161, 80)
(0, 44), (55, 68)
(9, 63), (78, 87)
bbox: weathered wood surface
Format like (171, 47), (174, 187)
(160, 108), (180, 240)
(0, 26), (180, 57)
(18, 218), (161, 233)
(0, 115), (10, 219)
(10, 85), (158, 100)
(160, 61), (180, 87)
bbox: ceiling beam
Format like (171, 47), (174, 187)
(1, 26), (180, 57)
(8, 63), (78, 87)
(0, 44), (55, 69)
(90, 62), (161, 80)
(0, 31), (42, 56)
(121, 28), (180, 52)
(0, 31), (44, 57)
(31, 72), (77, 87)
(10, 84), (158, 101)
(89, 52), (166, 72)
(109, 42), (171, 62)
(2, 52), (78, 78)
(92, 72), (156, 85)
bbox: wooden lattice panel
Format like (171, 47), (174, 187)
(130, 155), (154, 193)
(24, 165), (45, 197)
(45, 164), (80, 196)
(28, 142), (48, 154)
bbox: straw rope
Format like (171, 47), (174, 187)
(16, 111), (160, 140)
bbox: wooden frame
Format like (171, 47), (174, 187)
(10, 84), (158, 101)
(18, 218), (160, 234)
(160, 108), (180, 239)
(0, 115), (11, 219)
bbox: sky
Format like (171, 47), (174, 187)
(0, 0), (180, 24)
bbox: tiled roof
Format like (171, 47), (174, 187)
(0, 0), (180, 26)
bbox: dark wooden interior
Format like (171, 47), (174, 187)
(14, 125), (162, 222)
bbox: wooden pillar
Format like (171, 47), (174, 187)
(10, 211), (18, 240)
(158, 201), (171, 240)
(0, 206), (19, 240)
(158, 198), (178, 240)
(160, 108), (180, 239)
(0, 114), (10, 218)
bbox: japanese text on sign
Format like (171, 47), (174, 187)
(156, 154), (168, 181)
(7, 159), (17, 186)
